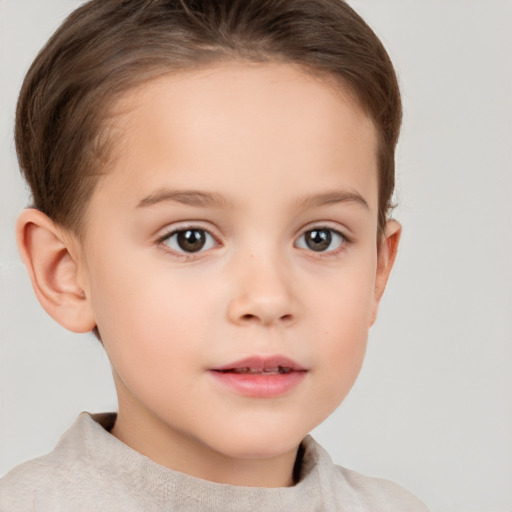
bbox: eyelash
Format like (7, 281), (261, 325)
(156, 224), (349, 259)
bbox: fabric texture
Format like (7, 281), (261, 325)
(0, 412), (429, 512)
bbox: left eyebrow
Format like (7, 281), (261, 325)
(295, 190), (370, 210)
(136, 189), (232, 209)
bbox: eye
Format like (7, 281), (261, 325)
(295, 228), (345, 252)
(162, 228), (216, 253)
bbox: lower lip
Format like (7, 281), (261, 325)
(208, 370), (307, 398)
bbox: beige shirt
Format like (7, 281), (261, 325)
(0, 412), (429, 511)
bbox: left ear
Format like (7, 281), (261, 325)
(369, 219), (401, 326)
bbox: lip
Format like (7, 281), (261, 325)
(209, 355), (308, 398)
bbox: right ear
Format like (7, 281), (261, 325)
(16, 209), (96, 333)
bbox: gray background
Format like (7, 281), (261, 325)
(1, 1), (511, 511)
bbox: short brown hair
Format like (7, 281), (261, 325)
(16, 0), (401, 236)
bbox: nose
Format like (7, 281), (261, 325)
(226, 252), (297, 327)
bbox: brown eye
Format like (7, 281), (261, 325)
(296, 228), (345, 252)
(163, 229), (215, 253)
(177, 230), (206, 252)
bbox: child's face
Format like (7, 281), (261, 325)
(72, 62), (397, 481)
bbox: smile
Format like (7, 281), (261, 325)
(209, 356), (308, 398)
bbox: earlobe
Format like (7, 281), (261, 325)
(369, 220), (401, 326)
(16, 209), (96, 333)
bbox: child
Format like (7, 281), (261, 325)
(1, 0), (430, 510)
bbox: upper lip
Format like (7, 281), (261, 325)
(210, 355), (307, 372)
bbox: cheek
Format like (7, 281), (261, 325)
(305, 258), (376, 395)
(91, 270), (205, 410)
(89, 248), (219, 377)
(319, 309), (368, 378)
(308, 313), (368, 421)
(311, 255), (378, 332)
(94, 275), (198, 354)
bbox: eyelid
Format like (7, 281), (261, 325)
(297, 221), (351, 241)
(155, 220), (220, 239)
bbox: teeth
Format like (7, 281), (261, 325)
(228, 366), (292, 375)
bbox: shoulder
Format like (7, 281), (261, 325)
(333, 465), (430, 512)
(0, 453), (71, 512)
(303, 437), (430, 512)
(0, 412), (118, 512)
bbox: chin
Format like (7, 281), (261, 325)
(206, 419), (310, 461)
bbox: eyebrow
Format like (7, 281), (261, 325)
(137, 189), (232, 209)
(295, 191), (370, 210)
(136, 188), (369, 211)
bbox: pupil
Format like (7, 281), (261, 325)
(177, 230), (206, 252)
(306, 229), (331, 251)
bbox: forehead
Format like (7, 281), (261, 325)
(91, 62), (378, 216)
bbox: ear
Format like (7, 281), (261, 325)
(369, 219), (401, 326)
(16, 209), (96, 333)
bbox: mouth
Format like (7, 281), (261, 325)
(209, 355), (307, 398)
(216, 366), (295, 375)
(210, 355), (307, 374)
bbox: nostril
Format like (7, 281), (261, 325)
(239, 313), (293, 324)
(239, 313), (294, 323)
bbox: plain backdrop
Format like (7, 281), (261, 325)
(1, 1), (511, 511)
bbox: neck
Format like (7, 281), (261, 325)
(111, 388), (301, 487)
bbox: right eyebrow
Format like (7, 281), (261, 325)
(136, 189), (232, 209)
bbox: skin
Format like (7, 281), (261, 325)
(17, 62), (400, 488)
